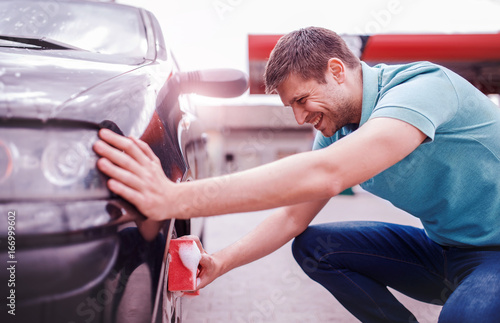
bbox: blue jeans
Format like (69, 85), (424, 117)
(292, 221), (500, 322)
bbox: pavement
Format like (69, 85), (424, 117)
(181, 188), (442, 323)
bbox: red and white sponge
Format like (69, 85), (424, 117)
(168, 238), (201, 294)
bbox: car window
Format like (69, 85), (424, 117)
(0, 1), (148, 58)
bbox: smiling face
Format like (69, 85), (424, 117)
(276, 58), (362, 138)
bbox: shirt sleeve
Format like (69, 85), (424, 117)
(370, 67), (459, 142)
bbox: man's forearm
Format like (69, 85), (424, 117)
(210, 200), (328, 277)
(214, 209), (297, 276)
(173, 150), (340, 219)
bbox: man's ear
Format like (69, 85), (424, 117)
(327, 58), (346, 84)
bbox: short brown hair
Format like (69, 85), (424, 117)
(264, 27), (360, 94)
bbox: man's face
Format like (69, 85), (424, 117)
(276, 73), (358, 138)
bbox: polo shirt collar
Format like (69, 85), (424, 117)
(359, 62), (380, 127)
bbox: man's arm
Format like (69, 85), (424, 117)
(196, 198), (329, 288)
(93, 117), (427, 221)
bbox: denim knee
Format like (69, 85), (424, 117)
(291, 226), (319, 273)
(291, 226), (313, 265)
(292, 225), (341, 276)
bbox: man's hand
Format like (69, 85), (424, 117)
(177, 235), (223, 290)
(93, 128), (174, 221)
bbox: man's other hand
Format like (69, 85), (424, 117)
(177, 235), (223, 290)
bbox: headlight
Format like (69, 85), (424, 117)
(0, 123), (109, 201)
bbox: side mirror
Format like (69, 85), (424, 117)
(155, 69), (248, 125)
(177, 69), (249, 98)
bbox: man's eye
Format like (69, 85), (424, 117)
(298, 97), (307, 104)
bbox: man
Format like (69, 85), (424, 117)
(93, 27), (500, 322)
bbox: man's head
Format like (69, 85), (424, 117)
(264, 27), (363, 137)
(264, 27), (360, 95)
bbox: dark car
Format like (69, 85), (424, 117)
(0, 1), (248, 322)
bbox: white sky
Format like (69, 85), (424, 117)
(118, 0), (500, 72)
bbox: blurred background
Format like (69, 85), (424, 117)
(120, 0), (500, 71)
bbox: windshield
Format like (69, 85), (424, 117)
(0, 1), (148, 58)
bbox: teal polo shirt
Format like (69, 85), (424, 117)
(313, 61), (500, 247)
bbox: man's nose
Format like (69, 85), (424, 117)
(292, 105), (307, 125)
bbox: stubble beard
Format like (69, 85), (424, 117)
(322, 92), (358, 137)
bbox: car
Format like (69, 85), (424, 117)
(0, 1), (248, 322)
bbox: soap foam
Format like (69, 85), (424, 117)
(178, 240), (201, 272)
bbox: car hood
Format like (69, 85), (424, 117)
(0, 49), (164, 136)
